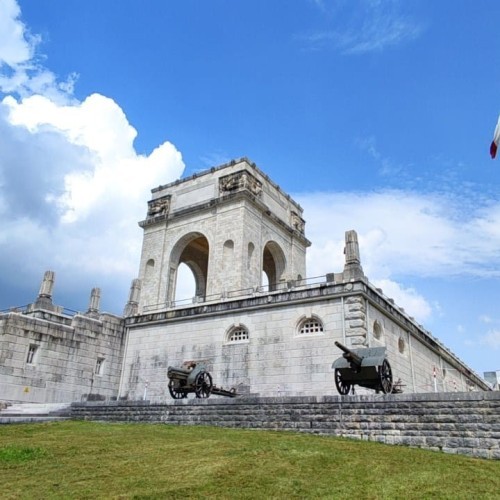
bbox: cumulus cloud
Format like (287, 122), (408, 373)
(302, 0), (423, 54)
(0, 0), (185, 312)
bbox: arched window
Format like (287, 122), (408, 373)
(225, 325), (249, 344)
(297, 317), (324, 335)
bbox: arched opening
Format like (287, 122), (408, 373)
(262, 241), (286, 291)
(169, 232), (210, 303)
(174, 263), (196, 301)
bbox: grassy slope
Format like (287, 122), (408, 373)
(0, 421), (499, 499)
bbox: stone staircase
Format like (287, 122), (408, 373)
(0, 402), (72, 424)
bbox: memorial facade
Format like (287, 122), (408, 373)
(0, 158), (490, 403)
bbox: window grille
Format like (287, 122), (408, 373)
(227, 327), (249, 343)
(299, 318), (324, 335)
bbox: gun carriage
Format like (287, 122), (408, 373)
(167, 361), (237, 399)
(332, 341), (394, 395)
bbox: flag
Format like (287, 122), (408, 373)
(490, 114), (500, 159)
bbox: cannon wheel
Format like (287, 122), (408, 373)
(378, 359), (393, 394)
(168, 379), (187, 399)
(194, 371), (213, 398)
(334, 369), (351, 395)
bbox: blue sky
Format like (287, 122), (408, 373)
(0, 0), (499, 378)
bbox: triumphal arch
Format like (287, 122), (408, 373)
(136, 159), (309, 310)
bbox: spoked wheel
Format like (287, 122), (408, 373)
(168, 379), (187, 399)
(334, 369), (351, 395)
(194, 371), (213, 398)
(378, 359), (393, 394)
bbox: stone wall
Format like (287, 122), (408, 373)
(71, 391), (500, 460)
(120, 280), (488, 401)
(0, 310), (125, 403)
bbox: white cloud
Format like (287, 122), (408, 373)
(0, 0), (34, 67)
(299, 190), (500, 279)
(0, 1), (185, 312)
(4, 93), (184, 224)
(371, 278), (432, 322)
(297, 189), (500, 322)
(0, 92), (184, 308)
(0, 0), (75, 101)
(303, 0), (423, 54)
(480, 330), (500, 350)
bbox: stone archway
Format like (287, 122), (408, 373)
(168, 232), (210, 302)
(262, 241), (286, 291)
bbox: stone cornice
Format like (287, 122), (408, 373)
(150, 157), (304, 212)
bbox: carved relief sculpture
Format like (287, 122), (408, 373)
(290, 211), (305, 234)
(219, 171), (262, 197)
(147, 195), (170, 218)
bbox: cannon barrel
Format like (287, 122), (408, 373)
(334, 341), (363, 369)
(167, 366), (191, 381)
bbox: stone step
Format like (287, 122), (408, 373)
(0, 401), (72, 424)
(0, 416), (70, 424)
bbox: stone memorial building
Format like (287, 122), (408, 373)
(0, 158), (490, 403)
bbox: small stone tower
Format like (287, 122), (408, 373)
(135, 158), (311, 312)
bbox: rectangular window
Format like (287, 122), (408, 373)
(95, 357), (105, 375)
(26, 344), (38, 364)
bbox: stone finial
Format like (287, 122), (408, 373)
(124, 279), (141, 317)
(33, 270), (56, 310)
(344, 230), (360, 265)
(87, 288), (101, 315)
(343, 230), (364, 280)
(38, 270), (55, 299)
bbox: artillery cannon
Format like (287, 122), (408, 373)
(332, 341), (393, 395)
(167, 361), (237, 399)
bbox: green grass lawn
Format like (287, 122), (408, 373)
(0, 421), (499, 499)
